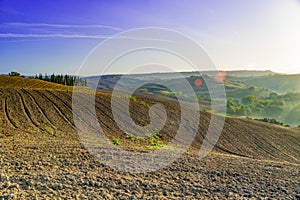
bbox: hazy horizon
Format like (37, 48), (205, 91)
(2, 69), (299, 78)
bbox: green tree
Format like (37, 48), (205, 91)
(227, 98), (246, 115)
(50, 73), (55, 82)
(242, 95), (256, 105)
(38, 73), (43, 80)
(269, 92), (278, 99)
(8, 71), (20, 76)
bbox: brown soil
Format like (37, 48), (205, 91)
(0, 76), (299, 199)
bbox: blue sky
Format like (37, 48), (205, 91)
(1, 0), (300, 75)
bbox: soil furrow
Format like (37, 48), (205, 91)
(4, 97), (18, 129)
(6, 90), (33, 130)
(245, 127), (295, 161)
(44, 90), (72, 110)
(28, 89), (70, 131)
(21, 89), (57, 129)
(68, 92), (109, 133)
(220, 123), (255, 155)
(16, 90), (40, 129)
(52, 90), (112, 133)
(34, 90), (76, 129)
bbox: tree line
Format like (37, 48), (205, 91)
(34, 73), (87, 86)
(226, 92), (300, 126)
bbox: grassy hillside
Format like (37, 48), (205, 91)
(227, 74), (300, 94)
(87, 74), (270, 100)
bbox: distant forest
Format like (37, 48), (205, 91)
(34, 73), (87, 86)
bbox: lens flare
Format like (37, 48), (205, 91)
(194, 78), (203, 86)
(214, 72), (227, 82)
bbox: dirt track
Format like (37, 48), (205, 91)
(0, 84), (300, 199)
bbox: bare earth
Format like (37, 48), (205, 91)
(0, 77), (299, 199)
(0, 133), (299, 199)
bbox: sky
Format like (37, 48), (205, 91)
(1, 0), (300, 75)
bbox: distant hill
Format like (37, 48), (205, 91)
(227, 74), (300, 94)
(86, 72), (271, 101)
(85, 71), (300, 126)
(86, 70), (277, 88)
(201, 70), (278, 77)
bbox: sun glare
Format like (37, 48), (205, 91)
(276, 0), (300, 73)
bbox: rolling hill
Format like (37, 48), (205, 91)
(0, 75), (73, 90)
(227, 74), (300, 94)
(0, 75), (299, 198)
(0, 75), (299, 164)
(85, 72), (300, 126)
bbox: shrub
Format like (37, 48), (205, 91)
(125, 95), (137, 102)
(255, 118), (290, 127)
(123, 132), (139, 141)
(112, 138), (120, 145)
(147, 135), (164, 149)
(141, 100), (150, 109)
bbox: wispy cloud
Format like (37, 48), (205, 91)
(1, 23), (175, 43)
(0, 33), (110, 39)
(0, 22), (123, 41)
(4, 22), (122, 31)
(0, 38), (53, 43)
(0, 33), (173, 43)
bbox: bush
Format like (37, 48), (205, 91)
(112, 138), (120, 145)
(125, 95), (137, 102)
(255, 118), (290, 127)
(141, 100), (150, 109)
(123, 132), (140, 141)
(147, 135), (164, 149)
